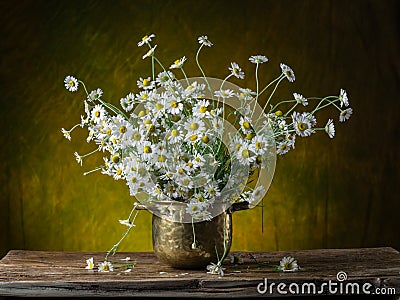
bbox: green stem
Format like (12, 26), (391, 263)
(251, 63), (260, 119)
(258, 74), (284, 96)
(195, 44), (213, 101)
(105, 207), (140, 261)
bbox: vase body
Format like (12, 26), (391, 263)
(152, 211), (232, 269)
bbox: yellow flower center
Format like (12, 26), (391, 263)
(241, 149), (250, 158)
(158, 155), (166, 162)
(170, 100), (178, 108)
(102, 265), (109, 271)
(141, 93), (148, 99)
(202, 136), (209, 143)
(275, 110), (283, 116)
(143, 146), (152, 153)
(171, 129), (179, 137)
(178, 168), (185, 175)
(131, 177), (137, 183)
(246, 133), (253, 140)
(171, 115), (180, 122)
(190, 122), (199, 130)
(144, 119), (152, 125)
(235, 143), (242, 151)
(112, 155), (120, 163)
(199, 106), (207, 113)
(106, 129), (112, 136)
(116, 169), (122, 175)
(297, 122), (307, 131)
(190, 134), (198, 141)
(133, 133), (141, 141)
(187, 162), (193, 168)
(174, 59), (180, 65)
(256, 156), (262, 164)
(142, 35), (148, 41)
(147, 124), (155, 132)
(94, 110), (100, 118)
(138, 110), (146, 117)
(142, 79), (150, 86)
(182, 179), (190, 186)
(155, 103), (164, 110)
(119, 126), (126, 133)
(242, 121), (251, 129)
(255, 141), (263, 149)
(69, 80), (75, 87)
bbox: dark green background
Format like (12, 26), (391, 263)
(1, 0), (399, 258)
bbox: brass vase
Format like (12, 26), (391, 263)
(152, 211), (232, 269)
(148, 202), (249, 269)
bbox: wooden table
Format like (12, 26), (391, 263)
(0, 248), (399, 298)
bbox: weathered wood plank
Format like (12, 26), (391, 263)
(0, 248), (399, 297)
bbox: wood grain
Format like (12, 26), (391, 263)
(0, 248), (399, 297)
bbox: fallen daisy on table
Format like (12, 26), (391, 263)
(98, 261), (114, 272)
(85, 257), (95, 270)
(278, 256), (299, 272)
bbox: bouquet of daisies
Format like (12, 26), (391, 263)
(62, 33), (352, 225)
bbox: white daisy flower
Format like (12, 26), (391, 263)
(85, 257), (95, 270)
(249, 55), (268, 64)
(185, 117), (205, 135)
(167, 127), (184, 144)
(184, 81), (206, 98)
(278, 256), (299, 272)
(119, 219), (136, 228)
(156, 71), (175, 86)
(293, 93), (308, 106)
(137, 76), (155, 90)
(170, 56), (187, 69)
(166, 96), (183, 115)
(153, 148), (169, 169)
(276, 140), (291, 155)
(229, 62), (245, 79)
(339, 108), (353, 122)
(88, 88), (103, 102)
(248, 186), (266, 205)
(64, 75), (79, 92)
(325, 119), (335, 138)
(214, 89), (235, 99)
(186, 201), (208, 217)
(192, 99), (210, 117)
(237, 143), (255, 165)
(198, 35), (213, 47)
(91, 104), (107, 124)
(74, 152), (83, 166)
(292, 111), (315, 137)
(61, 128), (71, 141)
(206, 263), (225, 276)
(142, 45), (157, 59)
(137, 33), (155, 47)
(205, 182), (221, 198)
(280, 63), (296, 82)
(120, 92), (135, 112)
(250, 135), (269, 155)
(237, 88), (256, 102)
(140, 141), (154, 161)
(98, 261), (114, 272)
(339, 88), (349, 107)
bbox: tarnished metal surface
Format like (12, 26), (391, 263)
(152, 212), (232, 269)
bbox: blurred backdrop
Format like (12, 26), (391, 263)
(0, 0), (399, 258)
